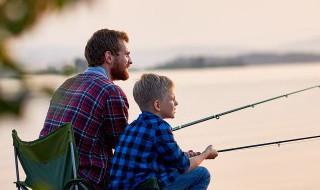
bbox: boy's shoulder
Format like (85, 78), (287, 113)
(130, 112), (171, 130)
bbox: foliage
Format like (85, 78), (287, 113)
(0, 0), (92, 116)
(62, 64), (77, 76)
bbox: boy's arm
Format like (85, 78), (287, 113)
(185, 150), (201, 158)
(187, 145), (218, 172)
(155, 123), (190, 173)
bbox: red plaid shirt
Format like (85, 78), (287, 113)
(40, 69), (128, 189)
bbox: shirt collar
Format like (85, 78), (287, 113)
(140, 111), (162, 120)
(84, 66), (109, 79)
(139, 111), (171, 129)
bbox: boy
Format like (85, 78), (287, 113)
(109, 73), (218, 190)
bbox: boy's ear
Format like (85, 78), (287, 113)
(153, 99), (161, 112)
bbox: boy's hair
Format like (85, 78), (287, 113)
(133, 73), (174, 111)
(85, 29), (129, 67)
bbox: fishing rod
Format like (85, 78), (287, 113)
(217, 134), (320, 153)
(173, 85), (320, 131)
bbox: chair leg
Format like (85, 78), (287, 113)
(64, 179), (94, 190)
(79, 183), (89, 190)
(69, 142), (78, 190)
(14, 147), (21, 190)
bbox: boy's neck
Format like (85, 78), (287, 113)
(142, 109), (163, 119)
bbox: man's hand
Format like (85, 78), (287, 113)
(203, 145), (218, 159)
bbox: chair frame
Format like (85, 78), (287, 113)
(12, 125), (92, 190)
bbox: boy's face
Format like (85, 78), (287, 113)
(159, 87), (178, 119)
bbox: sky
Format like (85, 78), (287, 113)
(9, 0), (320, 69)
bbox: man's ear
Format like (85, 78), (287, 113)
(104, 51), (113, 64)
(153, 100), (161, 112)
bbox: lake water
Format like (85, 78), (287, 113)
(1, 63), (320, 189)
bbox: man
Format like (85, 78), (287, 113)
(40, 29), (132, 189)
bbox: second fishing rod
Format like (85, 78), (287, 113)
(173, 85), (320, 131)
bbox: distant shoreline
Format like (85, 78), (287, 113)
(150, 52), (320, 70)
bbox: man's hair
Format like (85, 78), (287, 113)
(133, 73), (174, 111)
(85, 29), (129, 67)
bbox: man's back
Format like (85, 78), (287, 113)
(40, 72), (129, 189)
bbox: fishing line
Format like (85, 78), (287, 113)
(173, 85), (320, 131)
(217, 135), (320, 153)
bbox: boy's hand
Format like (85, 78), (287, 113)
(203, 145), (218, 159)
(186, 150), (201, 158)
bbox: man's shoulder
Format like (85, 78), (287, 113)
(75, 73), (126, 96)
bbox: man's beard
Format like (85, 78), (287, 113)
(110, 60), (129, 81)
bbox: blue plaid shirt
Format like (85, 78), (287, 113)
(109, 112), (190, 189)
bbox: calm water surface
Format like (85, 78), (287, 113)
(1, 63), (320, 189)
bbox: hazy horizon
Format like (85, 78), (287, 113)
(8, 0), (320, 69)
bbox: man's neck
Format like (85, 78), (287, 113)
(100, 64), (112, 80)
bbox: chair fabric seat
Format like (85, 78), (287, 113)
(12, 123), (91, 190)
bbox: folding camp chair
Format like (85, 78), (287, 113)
(12, 123), (93, 190)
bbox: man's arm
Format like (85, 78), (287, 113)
(104, 88), (129, 148)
